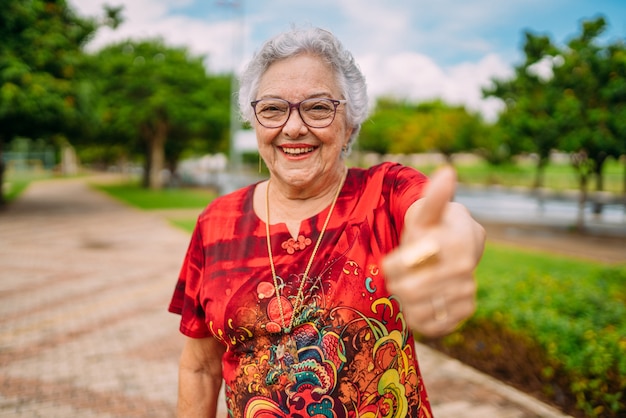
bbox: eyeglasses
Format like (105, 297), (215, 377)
(251, 98), (347, 129)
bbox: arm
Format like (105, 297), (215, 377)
(177, 336), (226, 418)
(383, 166), (486, 337)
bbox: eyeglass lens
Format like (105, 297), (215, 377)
(253, 98), (339, 128)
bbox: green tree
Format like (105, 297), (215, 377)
(87, 39), (231, 189)
(410, 101), (484, 162)
(484, 32), (562, 188)
(0, 0), (101, 205)
(472, 113), (516, 166)
(359, 98), (484, 160)
(605, 41), (626, 197)
(485, 16), (626, 229)
(554, 17), (624, 217)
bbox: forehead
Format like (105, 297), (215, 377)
(257, 53), (341, 99)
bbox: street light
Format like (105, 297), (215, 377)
(218, 0), (244, 176)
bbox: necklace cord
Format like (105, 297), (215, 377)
(265, 171), (346, 333)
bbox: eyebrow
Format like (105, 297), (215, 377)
(257, 92), (336, 101)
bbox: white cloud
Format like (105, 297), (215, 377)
(358, 52), (511, 121)
(72, 0), (243, 72)
(70, 0), (515, 120)
(526, 54), (566, 82)
(337, 0), (412, 51)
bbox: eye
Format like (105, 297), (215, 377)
(302, 99), (333, 112)
(257, 100), (288, 114)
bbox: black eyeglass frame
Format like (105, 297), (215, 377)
(250, 98), (347, 129)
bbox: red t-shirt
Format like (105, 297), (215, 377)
(169, 162), (432, 417)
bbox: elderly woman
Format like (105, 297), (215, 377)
(169, 27), (485, 417)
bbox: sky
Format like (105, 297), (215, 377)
(69, 0), (626, 121)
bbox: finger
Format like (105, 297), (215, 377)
(401, 286), (476, 338)
(381, 238), (439, 281)
(411, 165), (457, 228)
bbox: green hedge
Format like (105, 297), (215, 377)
(432, 244), (626, 417)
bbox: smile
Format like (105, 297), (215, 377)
(280, 146), (317, 155)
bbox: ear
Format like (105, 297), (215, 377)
(342, 128), (354, 153)
(341, 141), (350, 157)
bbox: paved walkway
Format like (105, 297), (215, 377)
(0, 177), (573, 417)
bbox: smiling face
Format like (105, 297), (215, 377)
(254, 53), (353, 197)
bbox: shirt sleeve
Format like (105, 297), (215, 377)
(168, 221), (212, 338)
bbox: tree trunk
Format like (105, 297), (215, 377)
(533, 157), (547, 190)
(140, 120), (169, 189)
(141, 140), (151, 189)
(148, 120), (168, 190)
(577, 173), (588, 232)
(623, 157), (626, 215)
(571, 151), (592, 232)
(0, 139), (5, 208)
(591, 154), (606, 215)
(533, 157), (547, 212)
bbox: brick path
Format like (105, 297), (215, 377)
(0, 177), (572, 417)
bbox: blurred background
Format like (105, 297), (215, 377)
(1, 1), (625, 417)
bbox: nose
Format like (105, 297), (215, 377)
(282, 105), (308, 136)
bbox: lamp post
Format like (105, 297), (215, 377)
(219, 0), (244, 185)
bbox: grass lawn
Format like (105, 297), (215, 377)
(452, 158), (623, 193)
(168, 218), (198, 232)
(92, 181), (216, 210)
(2, 172), (53, 203)
(91, 180), (213, 232)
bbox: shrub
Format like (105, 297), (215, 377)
(427, 245), (626, 417)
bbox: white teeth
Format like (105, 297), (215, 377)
(282, 147), (314, 155)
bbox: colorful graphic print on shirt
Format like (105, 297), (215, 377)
(213, 257), (429, 418)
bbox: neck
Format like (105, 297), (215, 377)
(267, 167), (347, 224)
(273, 166), (347, 201)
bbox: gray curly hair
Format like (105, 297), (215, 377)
(238, 26), (369, 154)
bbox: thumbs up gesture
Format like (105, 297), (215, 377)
(382, 166), (485, 338)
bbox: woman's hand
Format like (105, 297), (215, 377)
(382, 166), (485, 338)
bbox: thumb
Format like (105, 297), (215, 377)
(383, 166), (457, 278)
(412, 165), (457, 229)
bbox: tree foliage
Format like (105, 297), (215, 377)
(0, 0), (100, 204)
(1, 0), (231, 197)
(83, 39), (231, 189)
(555, 18), (625, 195)
(484, 16), (626, 229)
(483, 34), (563, 187)
(359, 98), (485, 161)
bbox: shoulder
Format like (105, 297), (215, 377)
(196, 184), (256, 224)
(348, 162), (427, 192)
